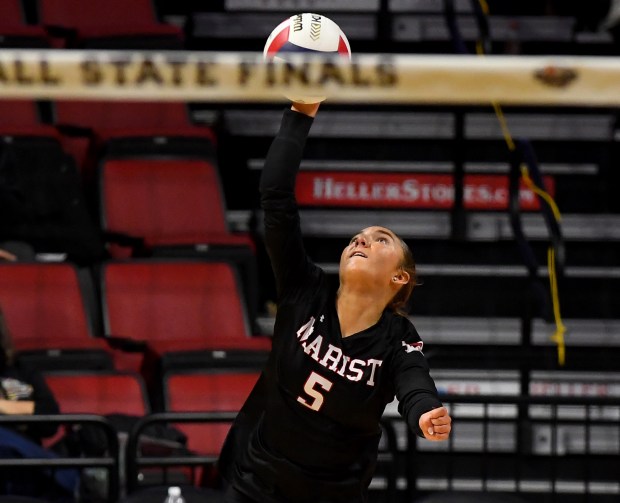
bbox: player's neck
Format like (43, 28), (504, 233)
(336, 288), (387, 338)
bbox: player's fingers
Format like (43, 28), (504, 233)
(432, 424), (451, 434)
(431, 416), (452, 426)
(429, 406), (448, 418)
(424, 429), (449, 441)
(419, 418), (434, 436)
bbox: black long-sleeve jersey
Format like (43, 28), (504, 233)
(218, 108), (442, 503)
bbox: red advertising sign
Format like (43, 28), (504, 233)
(295, 172), (555, 210)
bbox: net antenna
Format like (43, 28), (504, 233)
(444, 0), (568, 365)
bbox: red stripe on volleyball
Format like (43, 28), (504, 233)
(266, 25), (290, 56)
(338, 36), (349, 56)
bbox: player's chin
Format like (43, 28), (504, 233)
(341, 261), (368, 276)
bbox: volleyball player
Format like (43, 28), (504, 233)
(218, 101), (452, 503)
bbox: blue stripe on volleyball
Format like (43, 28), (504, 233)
(277, 41), (339, 54)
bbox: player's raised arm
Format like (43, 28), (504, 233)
(259, 102), (320, 297)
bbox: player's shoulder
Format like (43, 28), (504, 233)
(383, 311), (422, 344)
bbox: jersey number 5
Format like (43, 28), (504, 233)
(297, 371), (333, 411)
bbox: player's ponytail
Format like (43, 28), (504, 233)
(388, 237), (417, 316)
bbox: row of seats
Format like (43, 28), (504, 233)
(1, 97), (263, 321)
(0, 99), (216, 173)
(0, 0), (182, 48)
(4, 3), (298, 501)
(13, 368), (397, 501)
(0, 260), (270, 388)
(42, 369), (259, 458)
(0, 98), (253, 261)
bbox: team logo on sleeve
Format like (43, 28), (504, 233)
(402, 341), (424, 354)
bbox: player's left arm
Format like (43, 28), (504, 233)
(392, 329), (452, 441)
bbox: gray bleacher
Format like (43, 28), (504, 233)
(182, 0), (617, 53)
(221, 117), (619, 496)
(213, 99), (619, 502)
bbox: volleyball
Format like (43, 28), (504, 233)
(263, 13), (352, 103)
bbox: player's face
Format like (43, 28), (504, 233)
(340, 226), (404, 284)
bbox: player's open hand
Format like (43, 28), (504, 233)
(419, 406), (451, 441)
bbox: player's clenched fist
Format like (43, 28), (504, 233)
(419, 406), (452, 441)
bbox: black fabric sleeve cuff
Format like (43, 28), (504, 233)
(278, 107), (315, 144)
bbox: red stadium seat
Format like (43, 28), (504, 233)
(99, 158), (253, 252)
(0, 100), (44, 129)
(101, 260), (270, 374)
(53, 100), (197, 132)
(38, 0), (183, 48)
(98, 158), (258, 321)
(52, 100), (217, 181)
(0, 262), (113, 370)
(43, 370), (150, 454)
(0, 0), (49, 47)
(45, 371), (149, 416)
(164, 370), (260, 455)
(0, 100), (59, 137)
(102, 260), (266, 349)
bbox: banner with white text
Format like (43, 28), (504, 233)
(295, 172), (556, 210)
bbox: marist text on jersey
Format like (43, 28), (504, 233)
(296, 316), (383, 387)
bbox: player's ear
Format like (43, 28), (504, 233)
(392, 270), (410, 285)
